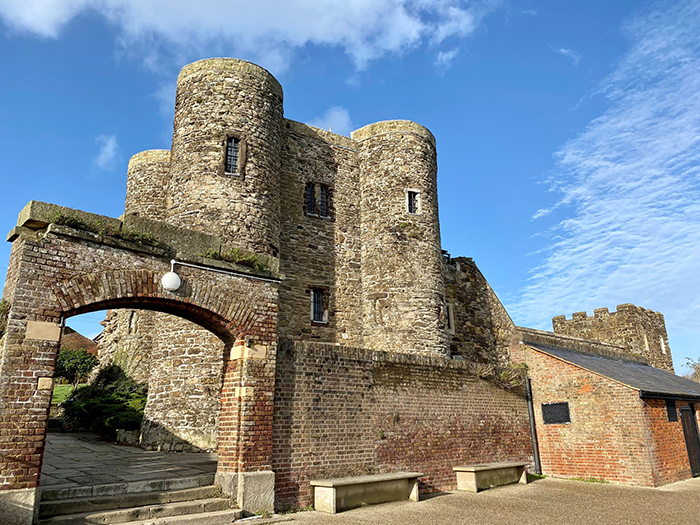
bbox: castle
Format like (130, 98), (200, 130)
(0, 58), (697, 523)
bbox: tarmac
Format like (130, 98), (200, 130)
(41, 433), (700, 525)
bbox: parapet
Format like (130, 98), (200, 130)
(177, 57), (283, 100)
(553, 304), (665, 323)
(127, 149), (170, 169)
(351, 120), (436, 147)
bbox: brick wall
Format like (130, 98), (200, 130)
(643, 398), (695, 486)
(272, 341), (532, 510)
(523, 346), (656, 485)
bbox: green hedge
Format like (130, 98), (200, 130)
(62, 365), (147, 439)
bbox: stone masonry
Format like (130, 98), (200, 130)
(553, 304), (674, 372)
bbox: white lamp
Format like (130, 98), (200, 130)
(161, 271), (181, 291)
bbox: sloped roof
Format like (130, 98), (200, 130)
(527, 342), (700, 400)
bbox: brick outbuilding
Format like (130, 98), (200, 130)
(519, 329), (700, 486)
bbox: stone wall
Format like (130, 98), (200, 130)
(96, 309), (153, 383)
(272, 341), (532, 510)
(141, 315), (224, 452)
(277, 121), (363, 346)
(444, 256), (519, 364)
(552, 304), (674, 372)
(354, 121), (448, 357)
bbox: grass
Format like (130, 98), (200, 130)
(51, 384), (74, 404)
(527, 472), (547, 482)
(569, 476), (608, 483)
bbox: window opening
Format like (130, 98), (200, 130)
(407, 191), (419, 214)
(312, 289), (326, 323)
(446, 303), (454, 334)
(667, 399), (678, 422)
(319, 185), (330, 217)
(542, 402), (571, 424)
(225, 137), (240, 174)
(305, 182), (316, 215)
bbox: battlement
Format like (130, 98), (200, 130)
(552, 303), (673, 372)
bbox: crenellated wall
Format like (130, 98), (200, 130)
(552, 304), (674, 372)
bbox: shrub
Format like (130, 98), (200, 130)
(55, 349), (98, 388)
(62, 365), (147, 439)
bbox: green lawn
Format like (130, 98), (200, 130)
(51, 384), (73, 404)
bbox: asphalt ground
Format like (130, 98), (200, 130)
(276, 476), (700, 525)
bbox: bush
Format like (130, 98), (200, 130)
(56, 349), (98, 388)
(62, 364), (147, 439)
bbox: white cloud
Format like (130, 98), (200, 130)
(0, 0), (501, 73)
(435, 47), (459, 72)
(308, 107), (354, 137)
(553, 47), (582, 65)
(513, 0), (700, 367)
(93, 134), (119, 170)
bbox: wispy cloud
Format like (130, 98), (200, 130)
(93, 134), (119, 171)
(308, 107), (354, 137)
(513, 0), (700, 367)
(0, 0), (502, 74)
(552, 46), (582, 65)
(435, 47), (460, 73)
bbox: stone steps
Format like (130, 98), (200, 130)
(39, 485), (222, 518)
(38, 497), (237, 525)
(41, 474), (216, 502)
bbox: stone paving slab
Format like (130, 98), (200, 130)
(41, 433), (217, 491)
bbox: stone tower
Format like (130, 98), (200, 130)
(353, 121), (448, 357)
(167, 58), (284, 255)
(552, 304), (674, 372)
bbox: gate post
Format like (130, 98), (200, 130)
(0, 235), (62, 525)
(216, 334), (277, 514)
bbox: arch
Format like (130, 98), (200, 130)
(53, 270), (262, 347)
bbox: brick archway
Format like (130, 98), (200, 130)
(0, 209), (280, 523)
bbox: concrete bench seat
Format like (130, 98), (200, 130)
(310, 472), (423, 514)
(453, 461), (530, 493)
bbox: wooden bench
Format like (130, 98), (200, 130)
(453, 462), (530, 493)
(310, 472), (423, 514)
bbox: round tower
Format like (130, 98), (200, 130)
(352, 120), (448, 357)
(167, 58), (284, 255)
(125, 149), (171, 220)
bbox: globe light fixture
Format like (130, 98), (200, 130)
(161, 271), (181, 291)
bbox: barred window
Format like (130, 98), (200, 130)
(305, 182), (316, 215)
(407, 191), (419, 214)
(311, 288), (326, 323)
(319, 185), (330, 217)
(225, 137), (240, 174)
(305, 182), (332, 218)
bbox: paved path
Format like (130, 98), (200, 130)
(40, 433), (217, 490)
(279, 477), (700, 525)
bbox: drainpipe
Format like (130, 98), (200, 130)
(526, 377), (542, 475)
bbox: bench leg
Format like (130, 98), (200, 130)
(409, 479), (420, 502)
(518, 467), (528, 484)
(314, 486), (337, 514)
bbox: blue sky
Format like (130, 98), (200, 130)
(0, 0), (698, 373)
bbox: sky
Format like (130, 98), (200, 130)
(0, 0), (698, 373)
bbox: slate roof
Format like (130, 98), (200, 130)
(527, 342), (700, 400)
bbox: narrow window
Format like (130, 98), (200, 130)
(407, 191), (419, 214)
(305, 182), (316, 215)
(446, 303), (455, 334)
(666, 399), (678, 422)
(542, 402), (571, 424)
(319, 185), (330, 217)
(225, 137), (240, 174)
(311, 289), (326, 323)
